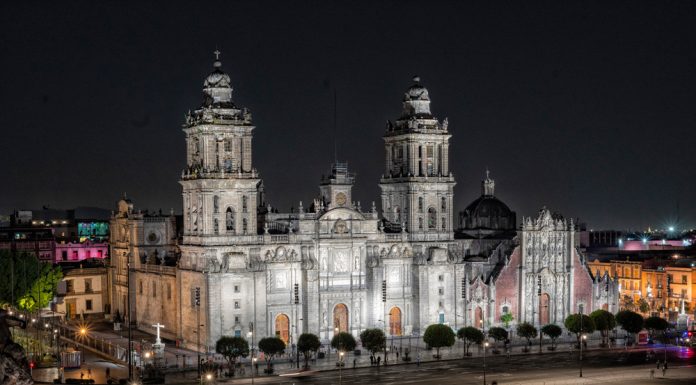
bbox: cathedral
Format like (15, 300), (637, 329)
(109, 54), (619, 353)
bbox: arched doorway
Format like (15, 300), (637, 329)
(275, 314), (290, 344)
(539, 293), (550, 325)
(333, 304), (349, 333)
(389, 307), (402, 336)
(474, 306), (483, 328)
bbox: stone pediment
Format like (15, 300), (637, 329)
(317, 207), (366, 221)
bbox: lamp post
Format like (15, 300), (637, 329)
(483, 341), (489, 385)
(339, 351), (345, 385)
(580, 334), (586, 377)
(251, 357), (257, 385)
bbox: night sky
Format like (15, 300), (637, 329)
(1, 1), (695, 230)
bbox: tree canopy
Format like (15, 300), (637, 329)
(541, 324), (562, 348)
(500, 313), (514, 328)
(564, 314), (595, 342)
(589, 309), (616, 346)
(331, 332), (357, 352)
(516, 322), (538, 346)
(215, 336), (249, 375)
(616, 310), (644, 335)
(0, 251), (61, 310)
(297, 333), (321, 369)
(359, 328), (386, 357)
(258, 337), (286, 371)
(423, 324), (455, 358)
(457, 326), (484, 356)
(644, 316), (669, 339)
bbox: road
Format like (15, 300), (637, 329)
(211, 346), (696, 385)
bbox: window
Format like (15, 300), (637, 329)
(681, 289), (687, 298)
(139, 280), (143, 295)
(84, 279), (92, 293)
(167, 284), (172, 300)
(152, 282), (157, 298)
(441, 217), (446, 231)
(242, 196), (248, 213)
(418, 217), (423, 230)
(214, 219), (219, 235)
(85, 250), (91, 259)
(438, 313), (445, 324)
(242, 218), (248, 234)
(502, 305), (510, 314)
(427, 208), (437, 230)
(441, 197), (446, 210)
(97, 250), (103, 258)
(234, 315), (240, 323)
(193, 137), (200, 155)
(426, 145), (434, 175)
(418, 197), (424, 213)
(72, 250), (78, 260)
(438, 275), (444, 282)
(234, 330), (241, 337)
(394, 207), (401, 223)
(224, 139), (232, 152)
(61, 250), (68, 261)
(234, 301), (240, 309)
(438, 288), (444, 295)
(66, 280), (74, 293)
(682, 275), (688, 284)
(226, 208), (235, 233)
(234, 285), (240, 293)
(86, 300), (93, 311)
(213, 196), (219, 213)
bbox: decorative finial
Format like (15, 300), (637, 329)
(485, 168), (490, 180)
(412, 75), (420, 83)
(213, 50), (222, 68)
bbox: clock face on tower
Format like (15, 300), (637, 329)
(335, 192), (347, 207)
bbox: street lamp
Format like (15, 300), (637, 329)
(339, 351), (345, 385)
(580, 334), (586, 377)
(483, 341), (489, 385)
(251, 357), (257, 385)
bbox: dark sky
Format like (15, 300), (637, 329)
(1, 1), (695, 230)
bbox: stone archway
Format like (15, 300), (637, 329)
(333, 303), (349, 333)
(275, 314), (290, 344)
(539, 293), (550, 325)
(389, 307), (402, 336)
(474, 306), (483, 328)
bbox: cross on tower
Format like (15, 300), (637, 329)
(152, 323), (165, 344)
(213, 50), (221, 60)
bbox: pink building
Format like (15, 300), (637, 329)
(55, 241), (108, 263)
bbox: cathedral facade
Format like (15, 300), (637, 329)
(110, 55), (618, 353)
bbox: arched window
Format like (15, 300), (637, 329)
(242, 218), (248, 234)
(242, 196), (248, 213)
(441, 197), (446, 211)
(225, 208), (235, 233)
(418, 217), (423, 230)
(427, 207), (437, 230)
(213, 196), (219, 213)
(418, 197), (424, 213)
(213, 218), (219, 235)
(394, 207), (401, 223)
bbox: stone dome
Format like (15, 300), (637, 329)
(459, 171), (516, 233)
(401, 76), (432, 118)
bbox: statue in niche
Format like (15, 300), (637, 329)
(321, 255), (327, 271)
(354, 254), (360, 270)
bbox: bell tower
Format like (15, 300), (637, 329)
(379, 77), (455, 239)
(180, 52), (262, 240)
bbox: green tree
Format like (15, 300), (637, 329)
(541, 324), (562, 349)
(359, 328), (386, 359)
(500, 313), (514, 328)
(331, 332), (357, 353)
(423, 324), (455, 359)
(297, 333), (321, 369)
(457, 326), (483, 357)
(564, 314), (595, 345)
(615, 310), (644, 341)
(644, 316), (670, 342)
(589, 309), (616, 347)
(17, 262), (62, 312)
(258, 337), (285, 373)
(215, 336), (249, 376)
(0, 251), (43, 307)
(487, 327), (508, 351)
(516, 322), (537, 351)
(637, 298), (650, 314)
